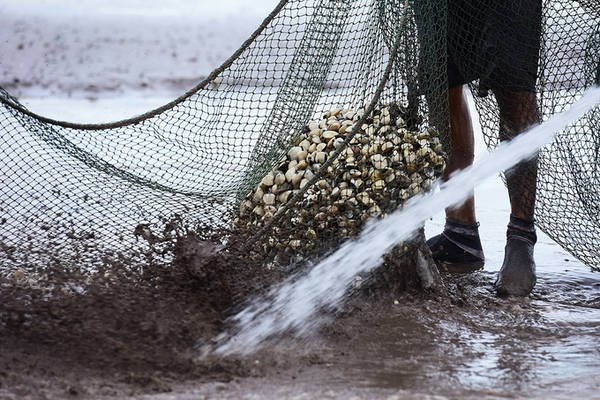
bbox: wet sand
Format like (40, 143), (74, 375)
(2, 256), (598, 400)
(143, 266), (600, 400)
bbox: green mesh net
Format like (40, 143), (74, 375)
(0, 0), (598, 273)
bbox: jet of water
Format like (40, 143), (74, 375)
(213, 87), (600, 356)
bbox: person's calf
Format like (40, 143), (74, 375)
(505, 156), (538, 220)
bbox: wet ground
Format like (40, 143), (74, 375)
(2, 212), (598, 400)
(135, 264), (600, 400)
(4, 255), (598, 400)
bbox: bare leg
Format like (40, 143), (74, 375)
(494, 89), (540, 296)
(444, 85), (476, 223)
(494, 89), (540, 219)
(426, 85), (484, 273)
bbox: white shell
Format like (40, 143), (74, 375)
(370, 154), (388, 170)
(291, 171), (304, 187)
(333, 138), (345, 150)
(328, 121), (341, 131)
(278, 190), (292, 203)
(371, 180), (385, 191)
(274, 171), (286, 185)
(253, 205), (265, 216)
(297, 160), (308, 170)
(315, 151), (327, 164)
(299, 139), (311, 151)
(340, 188), (353, 200)
(263, 193), (275, 205)
(322, 130), (337, 140)
(285, 167), (296, 183)
(253, 187), (264, 202)
(261, 172), (274, 187)
(288, 146), (303, 161)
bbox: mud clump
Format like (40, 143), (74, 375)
(0, 233), (278, 398)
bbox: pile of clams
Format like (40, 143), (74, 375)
(234, 104), (447, 267)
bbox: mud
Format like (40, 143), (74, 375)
(2, 232), (599, 400)
(0, 234), (279, 399)
(147, 268), (600, 400)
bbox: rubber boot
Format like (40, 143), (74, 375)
(495, 215), (537, 297)
(427, 218), (485, 273)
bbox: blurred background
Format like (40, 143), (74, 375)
(1, 0), (279, 104)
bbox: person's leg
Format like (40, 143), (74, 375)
(444, 85), (476, 223)
(495, 89), (539, 219)
(427, 85), (484, 273)
(494, 89), (540, 296)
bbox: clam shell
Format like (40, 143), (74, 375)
(322, 130), (337, 140)
(371, 180), (385, 191)
(340, 188), (353, 200)
(327, 108), (342, 118)
(288, 146), (303, 160)
(291, 171), (304, 187)
(299, 139), (311, 151)
(315, 151), (327, 164)
(370, 154), (388, 169)
(297, 160), (308, 170)
(253, 187), (264, 202)
(318, 179), (330, 189)
(333, 138), (345, 150)
(261, 172), (274, 187)
(328, 121), (341, 131)
(285, 167), (297, 183)
(278, 190), (292, 203)
(253, 205), (265, 217)
(263, 193), (275, 205)
(274, 171), (286, 185)
(239, 199), (253, 216)
(356, 191), (372, 206)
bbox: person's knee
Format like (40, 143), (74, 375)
(494, 89), (539, 139)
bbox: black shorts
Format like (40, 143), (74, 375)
(447, 0), (542, 93)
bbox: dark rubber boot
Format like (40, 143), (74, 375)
(427, 218), (485, 273)
(495, 215), (537, 297)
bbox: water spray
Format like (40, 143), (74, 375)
(212, 87), (600, 356)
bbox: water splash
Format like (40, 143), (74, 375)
(213, 87), (600, 356)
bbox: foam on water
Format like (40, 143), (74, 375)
(214, 87), (600, 356)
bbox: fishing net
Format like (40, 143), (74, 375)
(0, 0), (598, 275)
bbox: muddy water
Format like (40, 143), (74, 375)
(136, 260), (600, 400)
(341, 266), (600, 399)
